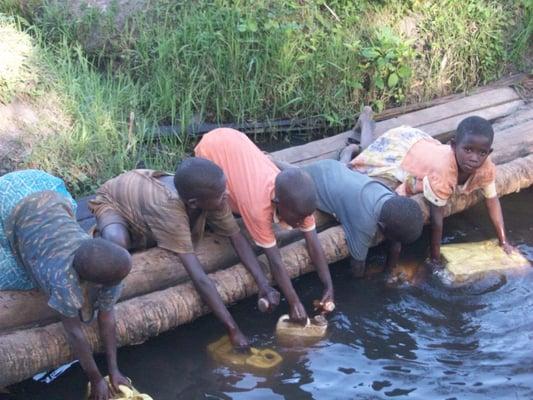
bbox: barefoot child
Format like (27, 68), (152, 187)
(341, 112), (513, 266)
(274, 159), (424, 279)
(89, 158), (280, 350)
(0, 170), (132, 400)
(195, 128), (335, 322)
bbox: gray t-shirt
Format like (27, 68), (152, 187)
(302, 159), (394, 261)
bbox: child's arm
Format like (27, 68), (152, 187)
(484, 196), (514, 254)
(302, 229), (334, 306)
(229, 231), (280, 311)
(61, 316), (110, 400)
(263, 245), (308, 323)
(350, 258), (366, 278)
(430, 204), (445, 263)
(386, 241), (402, 271)
(178, 252), (250, 350)
(98, 308), (130, 395)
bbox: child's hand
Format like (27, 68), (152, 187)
(89, 377), (110, 400)
(229, 329), (250, 352)
(258, 287), (280, 312)
(109, 370), (131, 396)
(289, 302), (308, 325)
(500, 241), (517, 255)
(424, 257), (444, 272)
(315, 288), (335, 314)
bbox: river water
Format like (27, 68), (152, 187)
(9, 188), (533, 399)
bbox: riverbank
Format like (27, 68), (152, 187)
(0, 0), (531, 196)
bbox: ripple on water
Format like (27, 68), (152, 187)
(9, 189), (533, 400)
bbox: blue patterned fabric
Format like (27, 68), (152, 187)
(5, 191), (122, 316)
(0, 170), (76, 290)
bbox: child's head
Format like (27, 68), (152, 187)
(378, 196), (423, 244)
(452, 116), (494, 174)
(174, 157), (228, 210)
(73, 238), (132, 286)
(274, 168), (317, 228)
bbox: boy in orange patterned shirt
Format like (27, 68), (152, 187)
(341, 110), (514, 267)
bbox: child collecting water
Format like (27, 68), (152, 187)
(340, 108), (514, 267)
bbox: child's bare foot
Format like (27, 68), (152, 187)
(339, 143), (360, 163)
(358, 106), (377, 149)
(358, 105), (374, 126)
(348, 106), (374, 141)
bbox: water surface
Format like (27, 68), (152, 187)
(10, 189), (533, 399)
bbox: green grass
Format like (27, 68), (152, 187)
(0, 0), (530, 196)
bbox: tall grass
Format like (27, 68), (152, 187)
(0, 0), (530, 196)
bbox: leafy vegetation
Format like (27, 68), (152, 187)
(0, 0), (530, 196)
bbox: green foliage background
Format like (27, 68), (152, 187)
(0, 0), (531, 195)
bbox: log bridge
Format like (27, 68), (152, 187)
(1, 77), (533, 386)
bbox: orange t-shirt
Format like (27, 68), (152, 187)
(195, 128), (316, 248)
(351, 126), (496, 207)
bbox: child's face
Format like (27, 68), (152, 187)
(277, 201), (310, 228)
(197, 188), (228, 211)
(453, 134), (493, 174)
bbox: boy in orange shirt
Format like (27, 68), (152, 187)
(196, 129), (334, 323)
(341, 109), (514, 267)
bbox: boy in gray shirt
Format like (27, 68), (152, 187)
(287, 159), (424, 277)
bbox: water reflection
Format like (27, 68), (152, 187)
(9, 189), (533, 399)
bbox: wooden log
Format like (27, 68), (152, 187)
(1, 101), (532, 332)
(0, 226), (350, 387)
(0, 211), (334, 333)
(275, 88), (524, 165)
(1, 154), (533, 386)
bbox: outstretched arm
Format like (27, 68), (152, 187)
(229, 232), (280, 311)
(61, 316), (109, 400)
(178, 252), (249, 350)
(263, 245), (308, 323)
(302, 229), (334, 306)
(429, 203), (445, 263)
(98, 309), (130, 395)
(484, 196), (514, 254)
(350, 258), (366, 278)
(386, 241), (402, 271)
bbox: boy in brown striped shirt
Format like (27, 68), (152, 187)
(89, 158), (280, 350)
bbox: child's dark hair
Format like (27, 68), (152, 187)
(456, 116), (494, 144)
(174, 157), (225, 200)
(73, 238), (131, 284)
(275, 168), (317, 215)
(380, 196), (424, 244)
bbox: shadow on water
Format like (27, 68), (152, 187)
(9, 188), (533, 400)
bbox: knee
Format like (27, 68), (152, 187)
(101, 224), (131, 249)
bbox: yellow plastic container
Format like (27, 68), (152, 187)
(87, 376), (153, 400)
(207, 335), (283, 371)
(441, 239), (530, 284)
(275, 314), (328, 345)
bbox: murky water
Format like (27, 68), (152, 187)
(9, 189), (533, 399)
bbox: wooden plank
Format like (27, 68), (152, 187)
(417, 99), (525, 139)
(492, 105), (533, 131)
(283, 99), (525, 166)
(376, 87), (520, 134)
(375, 73), (527, 121)
(492, 119), (533, 164)
(3, 153), (533, 387)
(274, 87), (521, 163)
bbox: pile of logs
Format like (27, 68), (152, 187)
(1, 83), (532, 386)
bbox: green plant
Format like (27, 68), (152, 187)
(359, 27), (414, 111)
